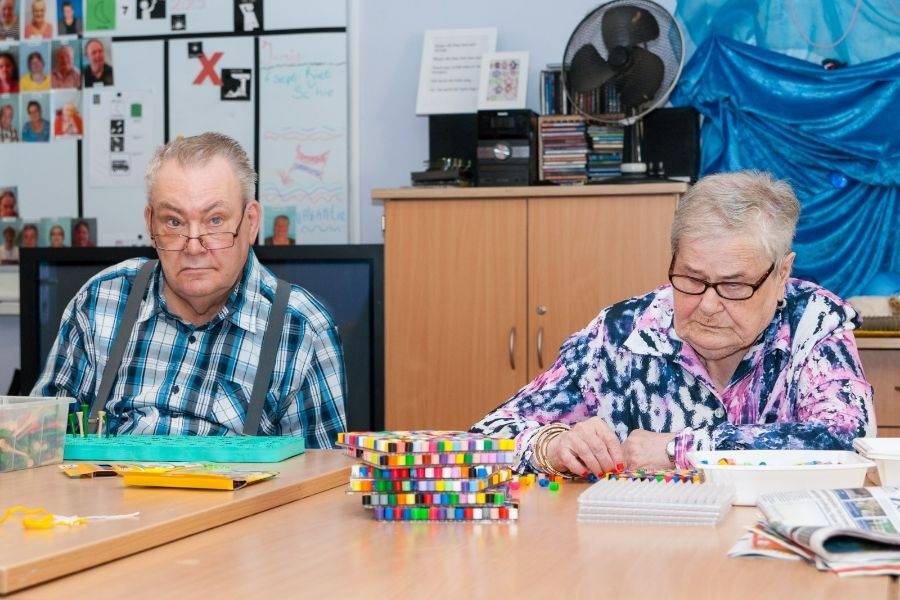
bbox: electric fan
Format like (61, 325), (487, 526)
(562, 0), (685, 180)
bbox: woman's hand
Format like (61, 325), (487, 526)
(545, 417), (624, 476)
(622, 430), (677, 470)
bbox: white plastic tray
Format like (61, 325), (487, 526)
(853, 438), (900, 487)
(687, 450), (874, 506)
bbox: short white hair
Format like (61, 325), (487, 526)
(145, 132), (256, 206)
(671, 171), (800, 266)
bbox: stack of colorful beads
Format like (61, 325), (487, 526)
(585, 468), (703, 484)
(337, 431), (520, 522)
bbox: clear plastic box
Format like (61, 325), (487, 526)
(0, 396), (71, 472)
(852, 438), (900, 486)
(687, 450), (874, 506)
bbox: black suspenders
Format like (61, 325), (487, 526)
(88, 259), (291, 436)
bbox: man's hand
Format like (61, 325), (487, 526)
(622, 429), (677, 470)
(545, 417), (623, 476)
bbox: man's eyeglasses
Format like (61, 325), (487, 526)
(668, 258), (775, 301)
(150, 208), (245, 252)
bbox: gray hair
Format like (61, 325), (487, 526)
(145, 132), (257, 206)
(671, 171), (800, 266)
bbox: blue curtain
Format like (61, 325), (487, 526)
(675, 0), (900, 67)
(670, 36), (900, 297)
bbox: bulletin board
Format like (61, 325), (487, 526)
(1, 0), (348, 246)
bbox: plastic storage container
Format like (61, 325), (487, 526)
(0, 396), (71, 472)
(687, 450), (874, 506)
(852, 438), (900, 486)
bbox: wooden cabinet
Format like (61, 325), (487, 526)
(375, 183), (686, 430)
(858, 340), (900, 437)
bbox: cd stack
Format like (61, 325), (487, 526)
(539, 116), (588, 184)
(586, 125), (624, 181)
(338, 431), (520, 522)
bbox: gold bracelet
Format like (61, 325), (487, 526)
(532, 423), (571, 477)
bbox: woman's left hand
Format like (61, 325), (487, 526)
(622, 430), (677, 470)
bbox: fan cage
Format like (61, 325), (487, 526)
(562, 0), (685, 125)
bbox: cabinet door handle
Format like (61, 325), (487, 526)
(536, 326), (544, 369)
(508, 327), (516, 370)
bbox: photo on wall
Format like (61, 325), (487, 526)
(20, 91), (49, 141)
(0, 185), (18, 217)
(51, 87), (81, 138)
(0, 218), (21, 263)
(70, 217), (96, 247)
(39, 216), (71, 247)
(260, 204), (297, 246)
(56, 0), (82, 36)
(0, 0), (20, 41)
(0, 95), (19, 142)
(0, 42), (20, 93)
(82, 37), (113, 87)
(50, 38), (80, 89)
(18, 220), (38, 248)
(22, 0), (55, 40)
(19, 40), (49, 91)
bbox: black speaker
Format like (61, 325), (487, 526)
(641, 107), (700, 182)
(429, 114), (478, 168)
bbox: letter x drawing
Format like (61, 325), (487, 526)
(193, 52), (223, 86)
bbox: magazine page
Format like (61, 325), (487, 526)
(758, 487), (900, 563)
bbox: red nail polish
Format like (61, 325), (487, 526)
(616, 463), (624, 473)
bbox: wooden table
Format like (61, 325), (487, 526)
(0, 451), (354, 595)
(7, 477), (896, 599)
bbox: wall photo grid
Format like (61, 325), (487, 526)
(0, 0), (348, 250)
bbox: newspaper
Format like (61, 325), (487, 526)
(730, 487), (900, 577)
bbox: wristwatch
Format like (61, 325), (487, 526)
(665, 438), (677, 466)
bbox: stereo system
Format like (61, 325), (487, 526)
(476, 110), (538, 187)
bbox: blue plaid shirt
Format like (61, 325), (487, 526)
(32, 249), (347, 448)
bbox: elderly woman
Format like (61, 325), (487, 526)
(0, 103), (17, 142)
(53, 101), (82, 137)
(472, 171), (873, 476)
(23, 0), (52, 39)
(21, 50), (50, 91)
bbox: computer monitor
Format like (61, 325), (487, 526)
(19, 246), (384, 430)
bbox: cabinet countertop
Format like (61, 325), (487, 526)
(373, 182), (689, 200)
(857, 336), (900, 350)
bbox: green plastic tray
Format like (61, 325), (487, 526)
(63, 435), (305, 463)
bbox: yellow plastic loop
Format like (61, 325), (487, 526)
(0, 506), (49, 525)
(1, 506), (88, 530)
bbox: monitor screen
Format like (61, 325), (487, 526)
(19, 246), (383, 431)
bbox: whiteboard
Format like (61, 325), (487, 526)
(258, 32), (347, 243)
(168, 36), (255, 164)
(0, 139), (77, 220)
(114, 0), (233, 37)
(265, 0), (347, 29)
(82, 40), (164, 245)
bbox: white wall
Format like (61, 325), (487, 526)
(352, 0), (676, 244)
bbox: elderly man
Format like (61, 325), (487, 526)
(82, 38), (113, 87)
(34, 132), (347, 446)
(472, 171), (873, 475)
(51, 43), (80, 89)
(0, 0), (18, 40)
